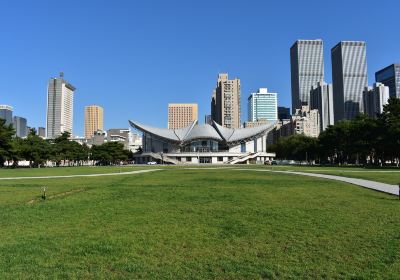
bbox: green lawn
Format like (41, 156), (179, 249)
(1, 167), (400, 279)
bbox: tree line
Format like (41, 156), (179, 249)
(0, 125), (135, 168)
(268, 98), (400, 166)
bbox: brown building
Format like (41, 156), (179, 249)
(85, 105), (104, 139)
(211, 73), (241, 129)
(168, 103), (198, 129)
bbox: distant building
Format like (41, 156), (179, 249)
(244, 119), (268, 128)
(292, 106), (320, 137)
(92, 130), (106, 146)
(0, 105), (13, 125)
(13, 116), (28, 138)
(38, 127), (46, 138)
(168, 103), (198, 129)
(290, 39), (324, 113)
(46, 73), (76, 138)
(278, 106), (291, 120)
(331, 41), (368, 122)
(211, 73), (241, 128)
(85, 105), (104, 139)
(375, 64), (400, 98)
(310, 81), (334, 131)
(204, 115), (212, 125)
(363, 83), (390, 118)
(107, 128), (132, 150)
(248, 88), (278, 122)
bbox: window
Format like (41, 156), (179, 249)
(186, 157), (191, 162)
(218, 157), (223, 162)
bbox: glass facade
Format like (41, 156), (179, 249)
(248, 88), (278, 121)
(375, 64), (400, 98)
(183, 140), (220, 152)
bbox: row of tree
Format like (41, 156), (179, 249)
(0, 124), (134, 168)
(268, 98), (400, 166)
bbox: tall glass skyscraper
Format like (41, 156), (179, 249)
(290, 39), (324, 113)
(331, 41), (368, 122)
(375, 64), (400, 98)
(13, 116), (28, 138)
(248, 88), (277, 121)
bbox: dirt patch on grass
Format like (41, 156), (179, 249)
(27, 188), (86, 205)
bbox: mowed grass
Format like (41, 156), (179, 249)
(1, 168), (400, 279)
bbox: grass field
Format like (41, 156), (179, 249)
(1, 166), (400, 279)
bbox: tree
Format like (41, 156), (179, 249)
(20, 129), (51, 167)
(0, 119), (15, 167)
(90, 142), (129, 165)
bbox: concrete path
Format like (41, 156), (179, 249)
(234, 168), (400, 196)
(0, 169), (162, 180)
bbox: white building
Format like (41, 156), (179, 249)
(248, 88), (278, 122)
(46, 73), (76, 139)
(292, 106), (320, 137)
(363, 83), (390, 118)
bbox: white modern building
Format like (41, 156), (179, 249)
(46, 73), (76, 139)
(363, 83), (390, 118)
(130, 120), (277, 164)
(292, 106), (320, 138)
(248, 88), (278, 122)
(310, 81), (334, 131)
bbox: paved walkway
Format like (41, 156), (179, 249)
(234, 168), (400, 196)
(0, 169), (162, 180)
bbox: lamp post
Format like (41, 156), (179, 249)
(160, 152), (164, 165)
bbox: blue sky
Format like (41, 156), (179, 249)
(0, 0), (399, 136)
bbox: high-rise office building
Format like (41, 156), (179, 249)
(248, 88), (278, 122)
(211, 73), (241, 128)
(310, 81), (334, 131)
(0, 105), (13, 125)
(278, 107), (291, 120)
(46, 73), (76, 139)
(38, 127), (46, 138)
(363, 83), (390, 118)
(331, 41), (368, 122)
(204, 115), (212, 125)
(290, 39), (324, 113)
(13, 116), (28, 138)
(168, 103), (198, 129)
(375, 64), (400, 98)
(84, 105), (104, 139)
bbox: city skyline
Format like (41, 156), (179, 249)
(1, 1), (399, 136)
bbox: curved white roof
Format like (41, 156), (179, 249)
(129, 120), (277, 144)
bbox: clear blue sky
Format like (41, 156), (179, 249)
(0, 0), (399, 136)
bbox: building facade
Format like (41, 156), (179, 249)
(211, 73), (241, 128)
(85, 105), (104, 139)
(46, 73), (76, 138)
(130, 119), (276, 164)
(0, 105), (13, 125)
(13, 116), (28, 138)
(38, 127), (46, 138)
(278, 106), (291, 120)
(375, 64), (400, 98)
(168, 103), (198, 129)
(363, 83), (390, 118)
(331, 41), (368, 122)
(310, 81), (334, 131)
(292, 106), (320, 137)
(248, 88), (278, 122)
(290, 39), (324, 113)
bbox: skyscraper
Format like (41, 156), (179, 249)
(248, 88), (278, 121)
(211, 73), (241, 128)
(38, 127), (46, 138)
(363, 83), (390, 118)
(278, 107), (291, 120)
(168, 103), (198, 129)
(331, 41), (368, 122)
(85, 105), (104, 139)
(46, 73), (76, 139)
(0, 105), (13, 125)
(310, 81), (334, 131)
(375, 64), (400, 98)
(13, 116), (28, 138)
(290, 39), (324, 113)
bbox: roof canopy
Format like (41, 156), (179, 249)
(129, 120), (277, 144)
